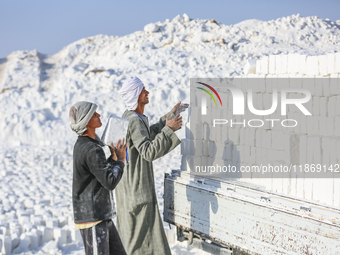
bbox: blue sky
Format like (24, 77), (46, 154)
(0, 0), (339, 58)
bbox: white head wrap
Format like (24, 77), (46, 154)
(118, 77), (144, 110)
(69, 101), (98, 135)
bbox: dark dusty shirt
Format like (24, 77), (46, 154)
(72, 136), (124, 223)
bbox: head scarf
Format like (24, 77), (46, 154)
(69, 101), (98, 135)
(118, 77), (144, 110)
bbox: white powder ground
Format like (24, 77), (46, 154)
(0, 14), (340, 254)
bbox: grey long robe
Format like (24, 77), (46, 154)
(115, 110), (181, 255)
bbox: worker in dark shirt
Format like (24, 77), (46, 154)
(69, 101), (127, 255)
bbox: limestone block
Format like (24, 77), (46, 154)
(320, 76), (330, 97)
(243, 59), (257, 74)
(202, 107), (212, 123)
(255, 128), (262, 147)
(264, 130), (272, 149)
(244, 128), (255, 147)
(1, 235), (12, 255)
(290, 75), (302, 88)
(195, 123), (204, 140)
(38, 226), (53, 244)
(180, 156), (188, 171)
(26, 232), (39, 250)
(320, 117), (334, 136)
(221, 128), (229, 143)
(299, 55), (307, 75)
(318, 55), (328, 75)
(228, 128), (240, 144)
(328, 97), (336, 116)
(337, 139), (340, 164)
(248, 146), (256, 164)
(190, 107), (202, 123)
(181, 139), (189, 156)
(312, 96), (320, 116)
(239, 127), (245, 145)
(232, 144), (240, 163)
(11, 233), (19, 251)
(334, 178), (340, 207)
(70, 228), (83, 243)
(215, 142), (225, 160)
(46, 218), (58, 229)
(256, 59), (261, 74)
(271, 130), (284, 150)
(281, 55), (288, 74)
(304, 178), (314, 200)
(202, 140), (209, 157)
(299, 135), (307, 165)
(31, 228), (42, 246)
(258, 74), (266, 92)
(53, 228), (67, 246)
(319, 97), (327, 117)
(327, 53), (335, 74)
(217, 125), (224, 142)
(268, 150), (284, 162)
(0, 227), (9, 237)
(301, 76), (315, 96)
(330, 74), (339, 95)
(314, 78), (323, 96)
(13, 234), (31, 253)
(191, 157), (202, 171)
(335, 117), (340, 137)
(247, 73), (260, 92)
(284, 133), (299, 165)
(296, 178), (305, 199)
(18, 214), (30, 225)
(203, 123), (212, 141)
(329, 138), (338, 164)
(306, 116), (319, 136)
(42, 240), (57, 254)
(193, 140), (203, 156)
(261, 56), (269, 74)
(265, 75), (275, 92)
(208, 141), (216, 158)
(201, 156), (209, 167)
(275, 55), (282, 74)
(287, 53), (295, 73)
(185, 122), (193, 140)
(31, 215), (43, 227)
(289, 53), (300, 73)
(269, 55), (276, 74)
(223, 143), (233, 162)
(336, 96), (340, 116)
(306, 56), (319, 76)
(335, 52), (340, 73)
(306, 136), (318, 164)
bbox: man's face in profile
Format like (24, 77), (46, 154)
(138, 87), (149, 105)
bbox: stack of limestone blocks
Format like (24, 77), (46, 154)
(181, 52), (340, 208)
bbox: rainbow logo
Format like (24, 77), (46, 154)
(196, 82), (223, 106)
(196, 82), (223, 115)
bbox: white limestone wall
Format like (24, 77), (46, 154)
(182, 52), (340, 208)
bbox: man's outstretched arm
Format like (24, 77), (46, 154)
(149, 102), (182, 138)
(130, 114), (181, 162)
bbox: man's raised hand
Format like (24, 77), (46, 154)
(172, 101), (189, 116)
(110, 138), (127, 163)
(172, 101), (181, 115)
(166, 113), (182, 131)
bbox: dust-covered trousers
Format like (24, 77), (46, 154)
(79, 219), (127, 255)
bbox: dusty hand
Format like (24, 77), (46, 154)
(172, 101), (181, 114)
(172, 101), (189, 115)
(166, 113), (182, 131)
(109, 143), (118, 161)
(110, 138), (127, 163)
